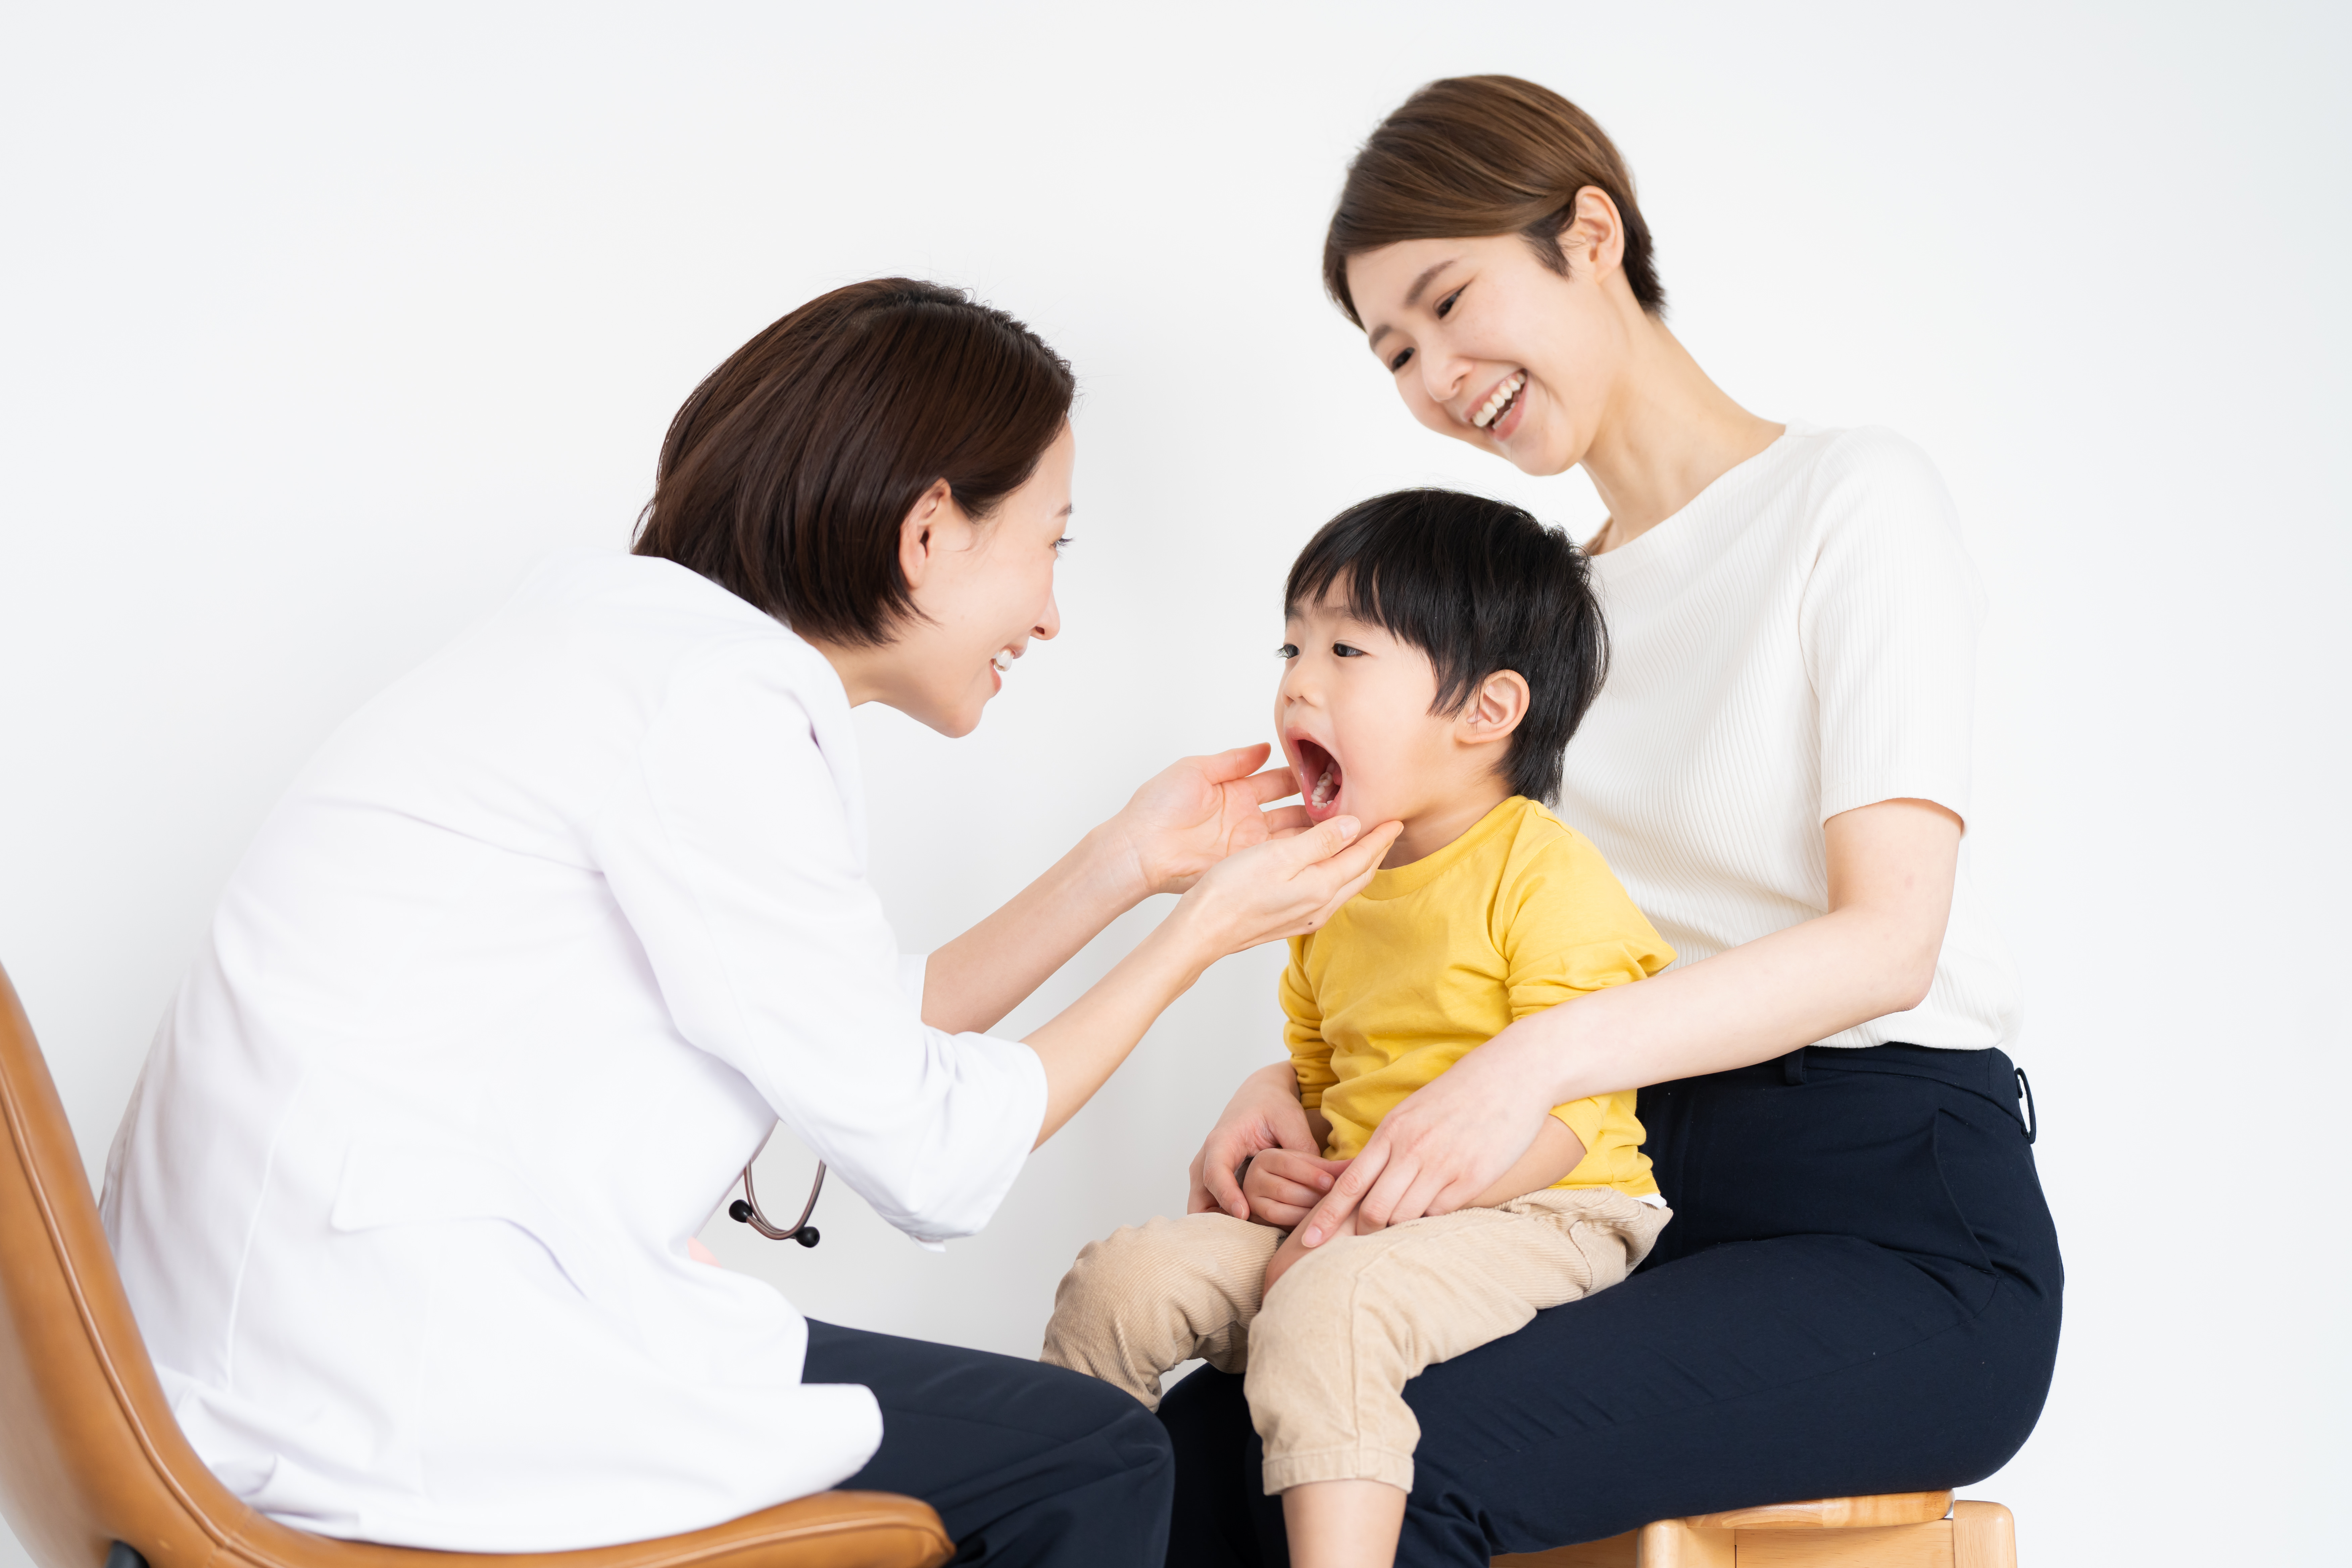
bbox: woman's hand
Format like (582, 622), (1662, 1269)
(1110, 743), (1311, 898)
(1286, 1028), (1557, 1247)
(918, 743), (1316, 1037)
(1187, 1062), (1321, 1218)
(1171, 813), (1401, 959)
(1026, 814), (1398, 1146)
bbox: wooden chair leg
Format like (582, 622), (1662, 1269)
(1951, 1501), (2016, 1568)
(1634, 1519), (1733, 1568)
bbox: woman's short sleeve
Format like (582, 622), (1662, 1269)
(1798, 431), (1987, 825)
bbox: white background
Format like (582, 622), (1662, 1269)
(3, 3), (2346, 1563)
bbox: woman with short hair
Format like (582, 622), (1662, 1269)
(1168, 79), (2063, 1566)
(103, 278), (1399, 1568)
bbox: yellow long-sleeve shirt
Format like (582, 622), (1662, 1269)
(1283, 795), (1675, 1197)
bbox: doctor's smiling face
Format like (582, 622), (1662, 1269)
(873, 422), (1073, 738)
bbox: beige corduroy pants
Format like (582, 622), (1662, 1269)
(1039, 1186), (1669, 1493)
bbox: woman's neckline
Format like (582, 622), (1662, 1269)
(1585, 420), (1797, 558)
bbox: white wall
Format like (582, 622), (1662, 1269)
(3, 3), (2345, 1562)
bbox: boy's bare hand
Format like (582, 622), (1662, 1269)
(1240, 1147), (1351, 1228)
(1188, 1061), (1320, 1217)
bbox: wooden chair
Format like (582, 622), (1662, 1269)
(0, 963), (953, 1568)
(1496, 1488), (2018, 1565)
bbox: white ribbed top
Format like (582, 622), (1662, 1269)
(1559, 422), (2020, 1051)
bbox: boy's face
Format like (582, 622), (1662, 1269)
(1275, 590), (1475, 833)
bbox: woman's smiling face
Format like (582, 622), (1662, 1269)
(1345, 228), (1631, 478)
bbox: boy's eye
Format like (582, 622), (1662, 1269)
(1333, 643), (1365, 658)
(1435, 285), (1463, 319)
(1276, 643), (1298, 659)
(1387, 346), (1414, 373)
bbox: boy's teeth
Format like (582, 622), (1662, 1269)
(1310, 764), (1337, 807)
(1471, 372), (1525, 429)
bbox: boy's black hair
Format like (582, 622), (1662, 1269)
(1285, 488), (1607, 804)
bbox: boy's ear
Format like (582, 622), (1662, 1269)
(1457, 670), (1530, 749)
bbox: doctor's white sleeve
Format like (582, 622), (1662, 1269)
(587, 641), (1045, 1244)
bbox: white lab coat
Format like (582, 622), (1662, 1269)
(100, 551), (1047, 1551)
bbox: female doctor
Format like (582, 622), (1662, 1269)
(100, 278), (1400, 1568)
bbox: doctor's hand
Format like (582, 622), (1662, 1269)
(1108, 743), (1311, 898)
(1173, 813), (1401, 958)
(1025, 814), (1395, 1147)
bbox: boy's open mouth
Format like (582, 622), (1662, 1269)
(1293, 737), (1345, 819)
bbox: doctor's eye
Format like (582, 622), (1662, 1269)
(1054, 535), (1072, 554)
(1276, 643), (1299, 659)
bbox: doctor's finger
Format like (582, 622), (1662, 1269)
(1277, 819), (1399, 898)
(1261, 813), (1362, 871)
(1258, 804), (1312, 836)
(1319, 820), (1403, 878)
(1195, 742), (1274, 784)
(1243, 765), (1302, 804)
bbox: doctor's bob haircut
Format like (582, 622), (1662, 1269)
(1285, 488), (1605, 806)
(1322, 75), (1664, 325)
(633, 278), (1075, 647)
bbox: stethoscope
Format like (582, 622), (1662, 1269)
(729, 1159), (825, 1247)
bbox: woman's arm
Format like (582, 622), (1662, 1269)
(919, 744), (1309, 1036)
(1258, 1118), (1586, 1292)
(1281, 797), (1962, 1244)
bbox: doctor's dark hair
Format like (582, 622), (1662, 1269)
(1322, 75), (1664, 325)
(633, 278), (1075, 646)
(1284, 489), (1606, 805)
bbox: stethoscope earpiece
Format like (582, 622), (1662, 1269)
(730, 1160), (825, 1247)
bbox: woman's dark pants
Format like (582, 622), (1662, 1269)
(808, 1318), (1173, 1565)
(1158, 1043), (2063, 1567)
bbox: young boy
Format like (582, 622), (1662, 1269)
(1039, 489), (1676, 1567)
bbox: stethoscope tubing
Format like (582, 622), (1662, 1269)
(729, 1159), (825, 1247)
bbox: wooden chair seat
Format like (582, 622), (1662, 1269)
(0, 963), (953, 1568)
(1496, 1488), (2019, 1566)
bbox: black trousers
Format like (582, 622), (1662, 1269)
(808, 1318), (1173, 1565)
(1159, 1043), (2063, 1567)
